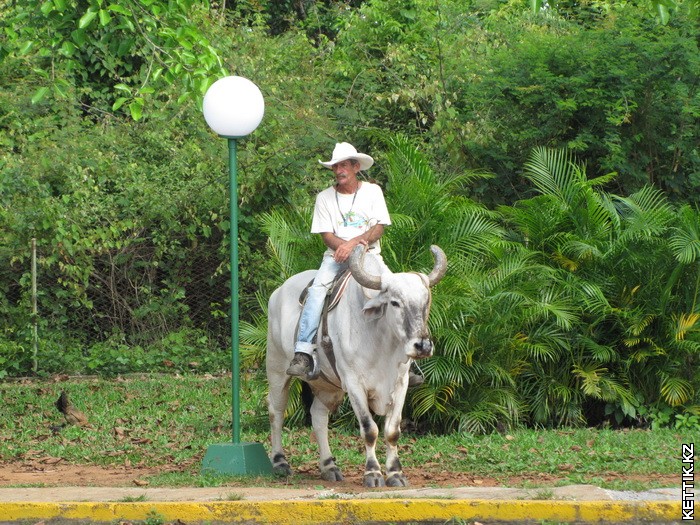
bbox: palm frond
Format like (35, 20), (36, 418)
(259, 206), (318, 280)
(673, 312), (700, 341)
(572, 363), (609, 398)
(613, 186), (673, 243)
(659, 375), (694, 407)
(450, 210), (505, 261)
(521, 286), (579, 330)
(410, 383), (457, 418)
(586, 171), (618, 188)
(521, 341), (560, 362)
(239, 290), (269, 366)
(578, 337), (617, 363)
(563, 275), (611, 315)
(669, 205), (700, 264)
(597, 376), (636, 408)
(433, 329), (474, 365)
(524, 147), (585, 207)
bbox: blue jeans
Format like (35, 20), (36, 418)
(294, 254), (346, 355)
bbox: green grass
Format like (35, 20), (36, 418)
(119, 494), (148, 502)
(0, 374), (692, 491)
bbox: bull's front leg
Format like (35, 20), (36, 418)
(348, 392), (384, 487)
(383, 394), (409, 487)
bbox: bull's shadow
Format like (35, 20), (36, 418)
(266, 244), (447, 487)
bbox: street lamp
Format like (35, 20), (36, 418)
(200, 76), (272, 476)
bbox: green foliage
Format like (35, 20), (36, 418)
(502, 147), (700, 429)
(0, 336), (31, 379)
(531, 0), (700, 25)
(144, 510), (165, 525)
(7, 327), (227, 378)
(0, 101), (231, 344)
(1, 0), (699, 434)
(253, 140), (699, 433)
(2, 0), (227, 119)
(449, 6), (699, 203)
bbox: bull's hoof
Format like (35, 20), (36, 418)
(363, 472), (386, 488)
(320, 466), (344, 482)
(271, 460), (292, 478)
(385, 473), (409, 487)
(272, 467), (292, 478)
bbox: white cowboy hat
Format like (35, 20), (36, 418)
(319, 142), (374, 171)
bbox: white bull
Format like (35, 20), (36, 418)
(266, 244), (447, 487)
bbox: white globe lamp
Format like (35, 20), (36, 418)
(203, 76), (265, 138)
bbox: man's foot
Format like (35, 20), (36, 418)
(408, 370), (425, 387)
(286, 352), (313, 377)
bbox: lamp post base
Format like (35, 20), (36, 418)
(201, 443), (273, 476)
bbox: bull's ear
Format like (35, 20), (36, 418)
(362, 296), (386, 319)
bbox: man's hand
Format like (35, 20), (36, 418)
(333, 238), (367, 263)
(321, 224), (384, 263)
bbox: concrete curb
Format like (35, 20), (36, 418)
(0, 498), (683, 524)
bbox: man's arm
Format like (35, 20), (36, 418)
(321, 224), (385, 263)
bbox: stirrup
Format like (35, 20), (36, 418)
(306, 350), (320, 381)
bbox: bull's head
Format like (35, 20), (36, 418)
(349, 245), (447, 359)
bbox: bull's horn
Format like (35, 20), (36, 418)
(349, 245), (382, 290)
(427, 245), (447, 287)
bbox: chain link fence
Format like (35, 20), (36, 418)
(1, 235), (235, 377)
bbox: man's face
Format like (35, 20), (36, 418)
(331, 159), (359, 182)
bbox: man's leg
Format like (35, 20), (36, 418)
(287, 255), (344, 377)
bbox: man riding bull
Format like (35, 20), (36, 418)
(285, 142), (423, 387)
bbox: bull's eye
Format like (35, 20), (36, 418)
(390, 300), (400, 308)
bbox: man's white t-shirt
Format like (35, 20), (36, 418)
(311, 181), (391, 255)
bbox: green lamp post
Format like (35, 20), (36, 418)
(200, 76), (272, 476)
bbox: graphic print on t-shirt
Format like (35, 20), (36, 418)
(339, 210), (366, 229)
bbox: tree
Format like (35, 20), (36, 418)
(530, 0), (699, 25)
(1, 0), (226, 120)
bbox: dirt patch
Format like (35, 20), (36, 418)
(0, 463), (168, 488)
(0, 461), (677, 492)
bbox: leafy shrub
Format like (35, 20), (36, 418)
(0, 328), (228, 378)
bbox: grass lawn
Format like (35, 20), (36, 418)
(0, 374), (691, 491)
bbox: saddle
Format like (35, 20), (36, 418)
(295, 269), (352, 384)
(298, 269), (353, 312)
